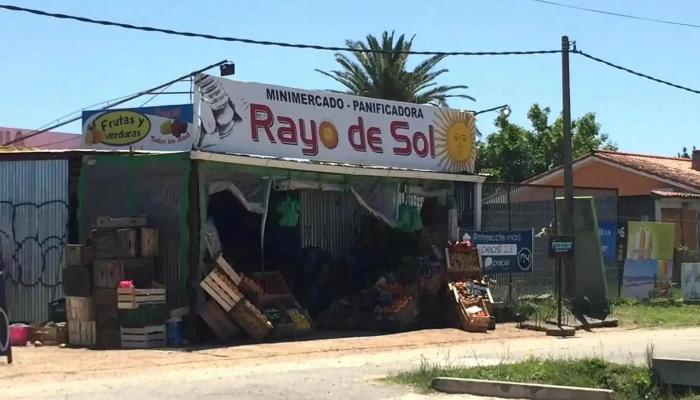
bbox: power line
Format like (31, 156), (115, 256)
(574, 50), (700, 95)
(4, 60), (228, 146)
(529, 0), (700, 29)
(0, 4), (560, 57)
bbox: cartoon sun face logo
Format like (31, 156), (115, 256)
(318, 120), (339, 150)
(432, 109), (476, 172)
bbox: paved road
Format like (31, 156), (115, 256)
(7, 327), (700, 399)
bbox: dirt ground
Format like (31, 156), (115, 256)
(0, 324), (556, 384)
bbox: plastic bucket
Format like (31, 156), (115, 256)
(166, 318), (183, 347)
(10, 323), (29, 346)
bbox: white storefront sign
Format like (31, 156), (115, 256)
(195, 75), (477, 173)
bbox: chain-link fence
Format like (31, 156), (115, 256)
(480, 183), (619, 303)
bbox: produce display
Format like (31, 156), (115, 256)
(446, 243), (481, 272)
(453, 280), (484, 305)
(287, 308), (312, 330)
(375, 282), (412, 314)
(239, 275), (264, 298)
(257, 273), (289, 295)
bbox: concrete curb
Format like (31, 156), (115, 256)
(431, 377), (614, 400)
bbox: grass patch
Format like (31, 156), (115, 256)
(386, 351), (700, 400)
(613, 298), (700, 328)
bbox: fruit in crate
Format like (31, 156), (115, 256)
(449, 250), (480, 271)
(287, 308), (311, 329)
(375, 295), (410, 313)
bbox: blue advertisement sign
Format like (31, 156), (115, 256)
(622, 259), (656, 299)
(598, 220), (617, 263)
(81, 104), (193, 123)
(459, 229), (535, 274)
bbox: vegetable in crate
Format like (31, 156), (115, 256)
(449, 250), (480, 271)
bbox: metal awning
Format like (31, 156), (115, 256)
(190, 151), (486, 183)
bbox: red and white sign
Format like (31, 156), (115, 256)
(196, 75), (477, 173)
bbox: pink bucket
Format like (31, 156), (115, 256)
(9, 324), (29, 346)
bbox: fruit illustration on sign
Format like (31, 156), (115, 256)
(159, 119), (189, 138)
(84, 122), (103, 145)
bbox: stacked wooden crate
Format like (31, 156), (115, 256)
(63, 245), (97, 346)
(118, 286), (167, 348)
(199, 255), (272, 342)
(90, 216), (159, 349)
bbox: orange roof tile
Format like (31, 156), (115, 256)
(524, 150), (700, 192)
(592, 150), (700, 191)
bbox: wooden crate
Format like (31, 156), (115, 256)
(30, 324), (68, 346)
(445, 247), (483, 274)
(93, 258), (153, 289)
(91, 228), (137, 259)
(68, 321), (96, 347)
(252, 271), (290, 296)
(200, 269), (243, 312)
(64, 245), (92, 267)
(95, 216), (147, 229)
(66, 297), (94, 321)
(450, 286), (490, 333)
(199, 299), (240, 342)
(214, 255), (241, 286)
(117, 287), (166, 309)
(120, 325), (166, 349)
(140, 227), (159, 257)
(229, 299), (272, 342)
(62, 266), (92, 297)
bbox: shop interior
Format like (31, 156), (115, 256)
(198, 167), (489, 343)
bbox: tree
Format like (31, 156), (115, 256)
(477, 104), (618, 183)
(678, 147), (695, 158)
(316, 31), (474, 107)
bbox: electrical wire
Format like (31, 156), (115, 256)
(574, 50), (700, 95)
(3, 60), (228, 146)
(529, 0), (700, 29)
(0, 4), (561, 56)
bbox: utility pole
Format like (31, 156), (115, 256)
(561, 36), (575, 296)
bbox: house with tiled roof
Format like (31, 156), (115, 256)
(524, 149), (700, 249)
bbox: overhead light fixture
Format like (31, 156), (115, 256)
(471, 104), (511, 118)
(500, 105), (511, 118)
(219, 62), (235, 77)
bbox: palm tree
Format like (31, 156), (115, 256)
(316, 31), (475, 107)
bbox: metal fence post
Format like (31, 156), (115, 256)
(507, 184), (513, 304)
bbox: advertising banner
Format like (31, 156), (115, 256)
(81, 104), (195, 151)
(622, 259), (657, 299)
(459, 229), (534, 274)
(681, 263), (700, 302)
(194, 75), (477, 173)
(598, 220), (616, 263)
(626, 221), (675, 261)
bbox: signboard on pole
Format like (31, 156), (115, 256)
(194, 75), (477, 173)
(548, 235), (575, 259)
(459, 229), (534, 274)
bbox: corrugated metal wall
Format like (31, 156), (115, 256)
(0, 159), (68, 322)
(79, 154), (190, 309)
(299, 190), (370, 258)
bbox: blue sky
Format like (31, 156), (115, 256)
(1, 0), (698, 156)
